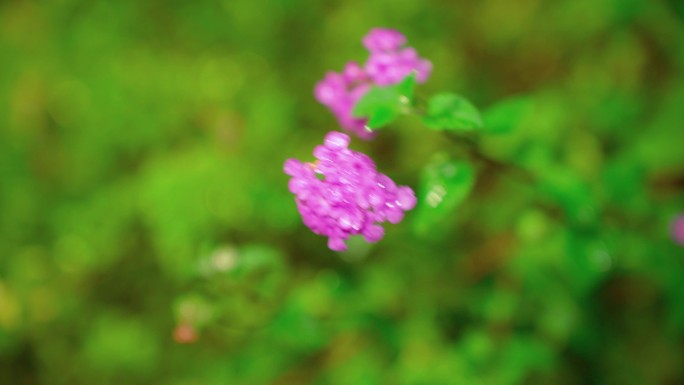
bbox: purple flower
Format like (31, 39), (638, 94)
(284, 131), (417, 251)
(672, 215), (684, 245)
(314, 64), (374, 140)
(314, 28), (432, 139)
(362, 28), (407, 52)
(364, 29), (433, 86)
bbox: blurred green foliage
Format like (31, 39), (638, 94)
(1, 0), (684, 384)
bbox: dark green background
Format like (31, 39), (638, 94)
(1, 0), (683, 384)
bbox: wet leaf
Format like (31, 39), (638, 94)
(413, 156), (476, 234)
(352, 73), (416, 129)
(423, 93), (483, 132)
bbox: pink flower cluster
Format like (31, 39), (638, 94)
(672, 215), (684, 246)
(314, 28), (432, 139)
(284, 132), (416, 251)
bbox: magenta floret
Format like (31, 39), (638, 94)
(362, 28), (407, 51)
(672, 215), (684, 246)
(314, 28), (432, 139)
(284, 131), (416, 251)
(364, 28), (432, 86)
(314, 66), (373, 140)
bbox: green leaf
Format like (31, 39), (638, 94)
(352, 73), (416, 129)
(367, 105), (399, 128)
(353, 87), (397, 117)
(413, 155), (476, 234)
(423, 93), (483, 132)
(396, 71), (417, 100)
(482, 96), (532, 134)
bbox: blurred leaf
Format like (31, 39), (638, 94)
(232, 244), (284, 274)
(324, 350), (383, 385)
(666, 0), (684, 22)
(482, 96), (532, 134)
(537, 166), (597, 225)
(414, 155), (475, 234)
(459, 329), (495, 365)
(352, 73), (416, 129)
(268, 302), (325, 349)
(226, 244), (287, 304)
(423, 93), (483, 132)
(174, 295), (215, 328)
(499, 335), (554, 384)
(565, 234), (613, 294)
(82, 315), (159, 374)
